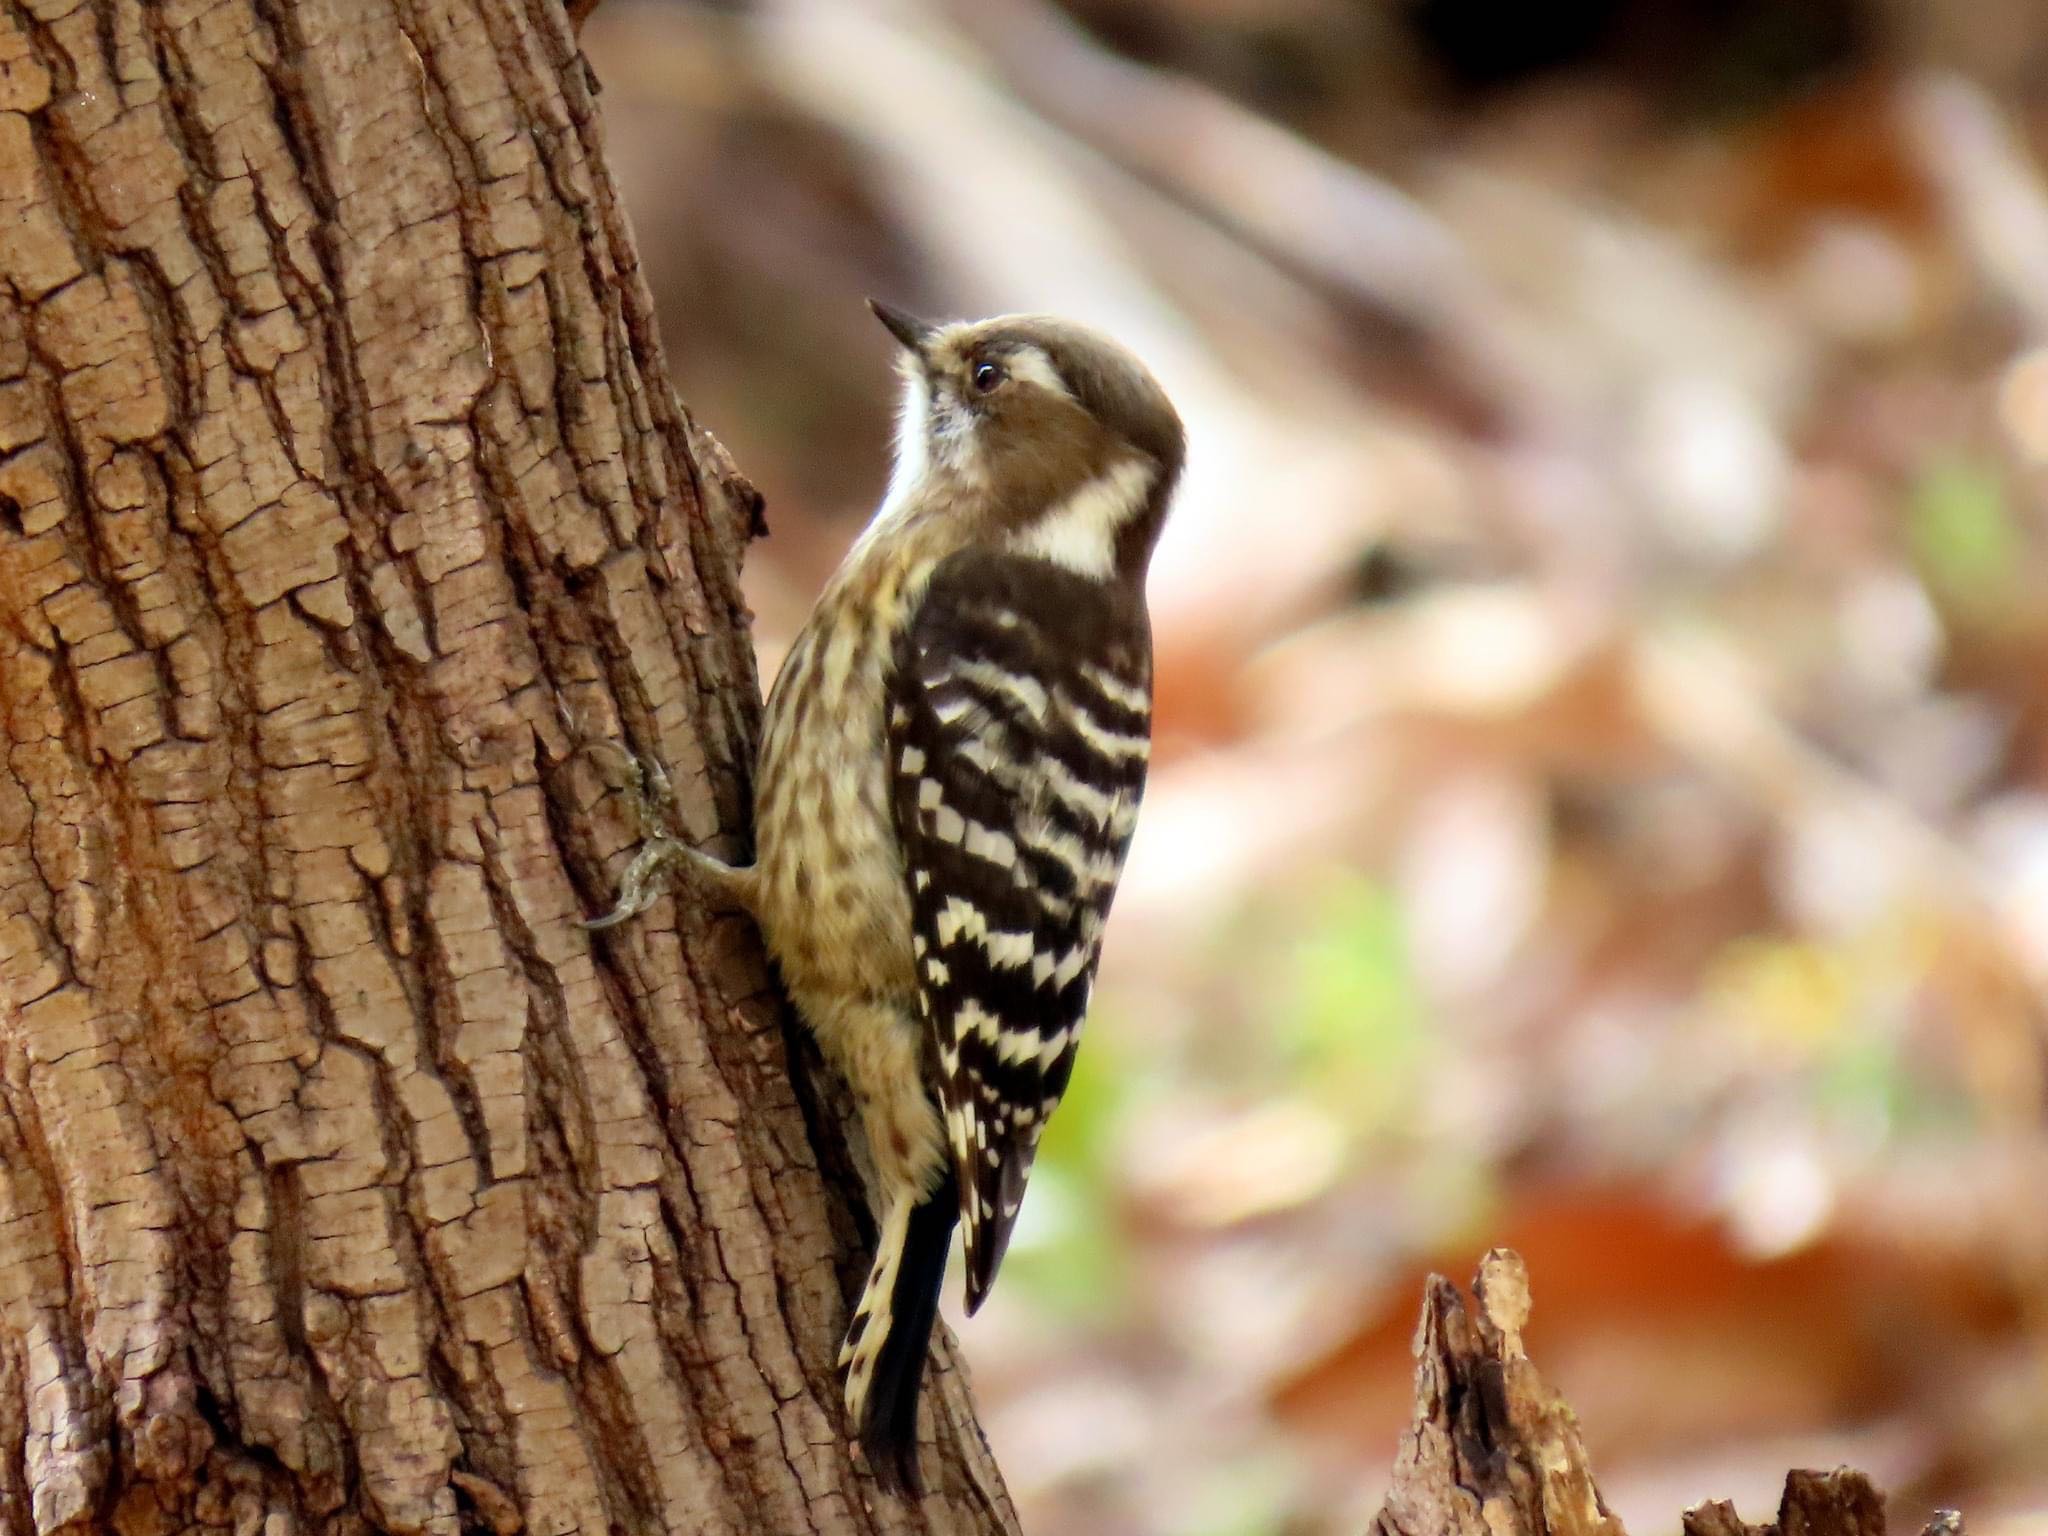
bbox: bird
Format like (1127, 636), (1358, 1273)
(587, 300), (1185, 1491)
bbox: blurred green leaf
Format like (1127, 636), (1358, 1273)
(1815, 1031), (1976, 1139)
(1707, 931), (1983, 1141)
(1000, 1018), (1131, 1320)
(1281, 872), (1431, 1139)
(1813, 1033), (1901, 1137)
(1909, 453), (2021, 612)
(1171, 1448), (1297, 1536)
(1407, 1152), (1504, 1253)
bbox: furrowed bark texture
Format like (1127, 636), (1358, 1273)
(0, 1), (1017, 1532)
(1375, 1251), (1962, 1536)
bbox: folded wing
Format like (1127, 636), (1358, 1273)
(887, 548), (1152, 1309)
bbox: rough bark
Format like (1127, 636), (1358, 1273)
(1375, 1251), (1963, 1536)
(0, 1), (1016, 1532)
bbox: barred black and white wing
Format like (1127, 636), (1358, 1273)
(888, 549), (1151, 1311)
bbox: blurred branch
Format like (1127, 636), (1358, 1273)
(1630, 627), (1988, 896)
(1630, 625), (2046, 983)
(930, 0), (1811, 589)
(1904, 73), (2048, 338)
(1378, 1252), (1963, 1536)
(939, 0), (1535, 428)
(942, 0), (1805, 465)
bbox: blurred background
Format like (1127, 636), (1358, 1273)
(581, 2), (2048, 1531)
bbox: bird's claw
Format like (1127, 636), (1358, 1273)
(578, 736), (687, 930)
(584, 739), (680, 843)
(578, 740), (754, 930)
(580, 835), (688, 930)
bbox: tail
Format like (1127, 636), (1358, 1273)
(838, 1190), (958, 1493)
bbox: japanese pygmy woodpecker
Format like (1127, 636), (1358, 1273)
(591, 302), (1184, 1488)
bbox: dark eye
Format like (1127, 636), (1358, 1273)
(972, 360), (1006, 394)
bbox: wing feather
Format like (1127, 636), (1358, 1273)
(888, 550), (1150, 1310)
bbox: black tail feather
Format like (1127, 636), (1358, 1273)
(858, 1193), (958, 1494)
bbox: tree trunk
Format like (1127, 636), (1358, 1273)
(0, 1), (1017, 1531)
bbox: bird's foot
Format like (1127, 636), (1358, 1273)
(578, 739), (754, 928)
(583, 835), (693, 930)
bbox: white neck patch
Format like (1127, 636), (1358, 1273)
(1009, 459), (1155, 579)
(880, 364), (931, 515)
(848, 365), (937, 563)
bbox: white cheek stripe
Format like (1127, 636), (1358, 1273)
(1010, 460), (1154, 579)
(1004, 344), (1071, 399)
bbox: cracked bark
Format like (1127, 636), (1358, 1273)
(0, 1), (1017, 1532)
(1375, 1251), (1964, 1536)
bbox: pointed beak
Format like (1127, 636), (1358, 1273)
(867, 298), (936, 357)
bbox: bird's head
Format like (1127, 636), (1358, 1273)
(869, 301), (1186, 583)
